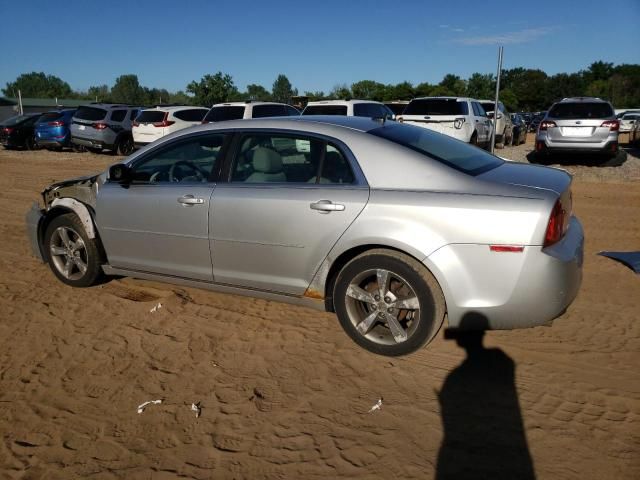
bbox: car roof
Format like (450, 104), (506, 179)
(411, 96), (473, 102)
(558, 97), (610, 104)
(211, 101), (289, 107)
(306, 99), (382, 106)
(79, 103), (140, 109)
(142, 105), (208, 112)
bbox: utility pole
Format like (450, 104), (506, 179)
(18, 89), (23, 115)
(490, 46), (504, 154)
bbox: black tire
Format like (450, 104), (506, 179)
(470, 132), (478, 147)
(117, 135), (134, 156)
(44, 213), (103, 288)
(72, 144), (87, 153)
(495, 129), (506, 149)
(333, 249), (446, 356)
(25, 135), (38, 150)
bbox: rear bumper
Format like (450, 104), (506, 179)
(71, 135), (112, 150)
(26, 203), (45, 262)
(536, 131), (619, 154)
(426, 216), (584, 330)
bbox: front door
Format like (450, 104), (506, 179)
(96, 133), (228, 281)
(209, 132), (369, 295)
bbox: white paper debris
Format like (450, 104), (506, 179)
(137, 399), (162, 414)
(367, 398), (383, 414)
(191, 402), (201, 418)
(149, 303), (162, 313)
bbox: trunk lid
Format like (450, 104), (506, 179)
(477, 161), (571, 196)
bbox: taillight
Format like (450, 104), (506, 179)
(601, 120), (619, 131)
(544, 198), (570, 247)
(3, 127), (14, 134)
(48, 121), (64, 127)
(92, 122), (108, 130)
(539, 120), (557, 131)
(153, 112), (175, 128)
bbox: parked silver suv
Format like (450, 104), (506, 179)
(535, 97), (619, 156)
(70, 104), (141, 155)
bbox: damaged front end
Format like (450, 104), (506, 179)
(26, 172), (107, 261)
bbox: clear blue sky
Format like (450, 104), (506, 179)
(1, 0), (639, 95)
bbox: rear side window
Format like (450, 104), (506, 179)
(302, 105), (348, 115)
(285, 105), (300, 116)
(129, 109), (139, 120)
(549, 102), (614, 119)
(110, 110), (126, 122)
(252, 104), (286, 118)
(173, 109), (207, 122)
(404, 99), (468, 116)
(353, 103), (386, 118)
(480, 103), (499, 115)
(369, 123), (503, 176)
(136, 111), (166, 123)
(75, 107), (107, 121)
(385, 103), (407, 115)
(203, 106), (245, 122)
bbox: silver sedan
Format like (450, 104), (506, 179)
(26, 116), (584, 356)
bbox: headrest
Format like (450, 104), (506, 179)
(252, 147), (283, 173)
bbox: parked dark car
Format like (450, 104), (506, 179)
(35, 109), (77, 150)
(530, 112), (546, 132)
(510, 113), (528, 145)
(0, 113), (42, 150)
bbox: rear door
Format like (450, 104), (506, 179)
(209, 131), (369, 295)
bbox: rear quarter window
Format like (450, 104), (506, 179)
(203, 106), (245, 122)
(110, 110), (127, 122)
(173, 109), (207, 122)
(252, 105), (286, 118)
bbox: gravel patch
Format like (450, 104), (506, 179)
(498, 134), (640, 183)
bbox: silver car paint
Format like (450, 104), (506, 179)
(29, 116), (583, 331)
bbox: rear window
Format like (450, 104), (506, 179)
(173, 109), (207, 122)
(37, 112), (63, 123)
(549, 102), (614, 119)
(3, 115), (33, 126)
(136, 111), (167, 123)
(203, 106), (245, 122)
(75, 106), (107, 121)
(252, 104), (286, 118)
(302, 105), (348, 115)
(369, 122), (503, 176)
(404, 99), (468, 116)
(385, 103), (408, 115)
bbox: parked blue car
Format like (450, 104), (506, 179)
(35, 109), (77, 150)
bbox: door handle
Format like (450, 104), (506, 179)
(310, 200), (345, 213)
(178, 194), (204, 206)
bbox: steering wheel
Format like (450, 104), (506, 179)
(168, 160), (207, 183)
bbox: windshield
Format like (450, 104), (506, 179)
(75, 106), (107, 121)
(369, 122), (503, 176)
(203, 106), (245, 122)
(404, 99), (468, 116)
(549, 102), (613, 119)
(303, 105), (348, 115)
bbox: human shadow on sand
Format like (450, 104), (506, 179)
(436, 315), (535, 480)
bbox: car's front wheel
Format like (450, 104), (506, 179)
(333, 249), (446, 356)
(44, 213), (103, 287)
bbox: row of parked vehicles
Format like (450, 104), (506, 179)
(1, 96), (638, 157)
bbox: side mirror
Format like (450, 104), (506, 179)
(109, 163), (132, 184)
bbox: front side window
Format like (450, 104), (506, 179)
(230, 133), (354, 184)
(130, 134), (226, 183)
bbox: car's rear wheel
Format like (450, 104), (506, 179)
(25, 135), (37, 150)
(470, 131), (478, 146)
(333, 249), (446, 356)
(44, 213), (103, 287)
(117, 135), (134, 156)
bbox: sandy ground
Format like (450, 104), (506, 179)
(0, 143), (638, 479)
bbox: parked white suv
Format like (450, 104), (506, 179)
(133, 106), (209, 148)
(302, 100), (394, 119)
(398, 97), (493, 148)
(478, 100), (513, 148)
(202, 101), (299, 123)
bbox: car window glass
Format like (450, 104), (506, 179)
(285, 105), (300, 116)
(404, 99), (468, 115)
(174, 109), (207, 122)
(130, 134), (226, 184)
(548, 102), (614, 119)
(74, 107), (107, 121)
(110, 110), (126, 122)
(203, 106), (245, 122)
(232, 133), (331, 184)
(476, 103), (488, 117)
(129, 110), (138, 120)
(471, 102), (480, 116)
(315, 144), (354, 184)
(302, 105), (348, 115)
(252, 104), (287, 118)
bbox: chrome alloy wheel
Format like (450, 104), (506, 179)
(344, 268), (421, 345)
(49, 226), (88, 281)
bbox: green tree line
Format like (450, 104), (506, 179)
(3, 61), (639, 111)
